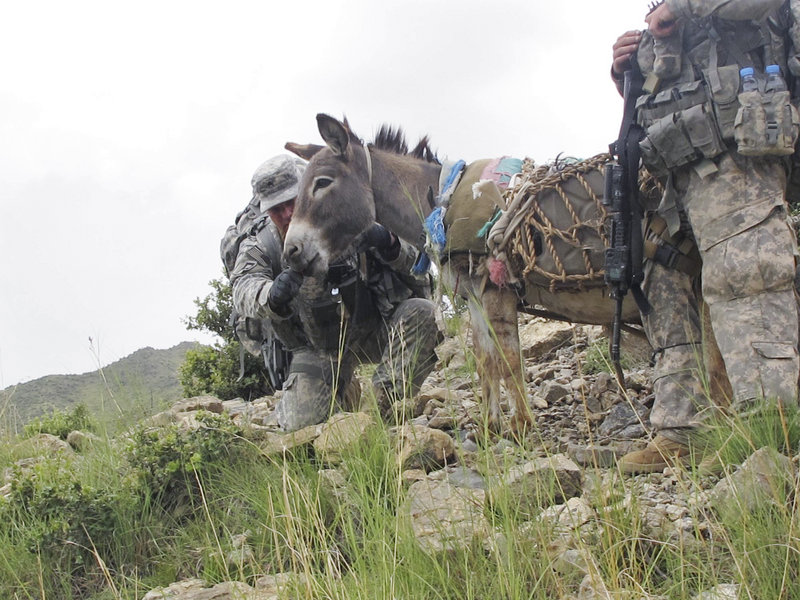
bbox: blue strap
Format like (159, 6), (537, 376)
(439, 160), (466, 206)
(412, 252), (431, 275)
(411, 160), (466, 275)
(424, 206), (447, 254)
(412, 206), (448, 275)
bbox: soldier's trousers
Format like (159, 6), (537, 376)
(274, 298), (441, 432)
(644, 151), (800, 443)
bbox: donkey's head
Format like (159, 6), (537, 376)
(282, 114), (376, 276)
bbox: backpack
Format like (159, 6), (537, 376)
(220, 201), (287, 386)
(220, 197), (263, 278)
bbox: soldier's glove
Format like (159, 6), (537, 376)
(359, 223), (401, 261)
(267, 269), (304, 313)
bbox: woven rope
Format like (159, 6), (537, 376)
(487, 153), (662, 292)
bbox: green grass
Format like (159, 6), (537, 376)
(1, 398), (800, 599)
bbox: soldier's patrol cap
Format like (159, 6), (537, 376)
(251, 154), (307, 212)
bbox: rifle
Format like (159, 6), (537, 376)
(261, 337), (292, 392)
(603, 56), (653, 386)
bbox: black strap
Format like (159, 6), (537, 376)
(255, 219), (284, 277)
(615, 63), (653, 317)
(289, 357), (332, 385)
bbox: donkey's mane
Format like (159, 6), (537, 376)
(364, 123), (440, 165)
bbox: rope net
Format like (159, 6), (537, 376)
(487, 153), (661, 293)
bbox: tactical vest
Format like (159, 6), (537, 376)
(635, 5), (799, 174)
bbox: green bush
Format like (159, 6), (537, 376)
(124, 411), (248, 511)
(181, 276), (273, 401)
(1, 457), (138, 596)
(22, 402), (97, 440)
(179, 342), (271, 401)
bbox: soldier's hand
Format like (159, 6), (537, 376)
(268, 269), (304, 312)
(359, 223), (400, 261)
(612, 30), (642, 79)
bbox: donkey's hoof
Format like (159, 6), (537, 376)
(508, 413), (533, 439)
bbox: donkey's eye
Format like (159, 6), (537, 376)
(312, 176), (333, 195)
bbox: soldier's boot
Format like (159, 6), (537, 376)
(617, 434), (691, 474)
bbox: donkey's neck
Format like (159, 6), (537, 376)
(368, 148), (441, 250)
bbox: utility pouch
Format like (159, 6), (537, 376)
(639, 113), (696, 173)
(636, 79), (707, 125)
(637, 77), (727, 173)
(639, 103), (725, 173)
(236, 315), (266, 356)
(680, 103), (727, 160)
(309, 294), (344, 352)
(705, 65), (741, 140)
(735, 90), (800, 156)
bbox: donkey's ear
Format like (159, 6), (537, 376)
(285, 142), (323, 160)
(317, 113), (349, 156)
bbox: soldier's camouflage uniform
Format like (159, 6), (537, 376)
(231, 222), (441, 432)
(631, 0), (800, 443)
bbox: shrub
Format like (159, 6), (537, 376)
(22, 403), (97, 440)
(181, 276), (273, 401)
(179, 342), (270, 401)
(124, 411), (248, 511)
(1, 457), (138, 596)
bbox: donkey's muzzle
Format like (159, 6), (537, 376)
(282, 239), (305, 270)
(283, 239), (325, 277)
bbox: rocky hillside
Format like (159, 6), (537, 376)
(0, 341), (200, 424)
(3, 316), (794, 599)
(138, 319), (792, 598)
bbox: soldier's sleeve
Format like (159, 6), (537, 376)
(666, 0), (783, 21)
(230, 235), (294, 322)
(378, 236), (420, 273)
(378, 237), (433, 296)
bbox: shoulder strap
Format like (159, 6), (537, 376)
(255, 219), (284, 276)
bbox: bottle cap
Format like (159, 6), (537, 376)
(766, 64), (781, 75)
(740, 67), (755, 77)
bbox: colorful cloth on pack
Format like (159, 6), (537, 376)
(443, 157), (523, 255)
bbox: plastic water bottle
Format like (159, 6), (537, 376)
(765, 64), (787, 93)
(740, 66), (759, 92)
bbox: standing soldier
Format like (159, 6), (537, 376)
(611, 0), (800, 472)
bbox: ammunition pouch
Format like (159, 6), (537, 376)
(309, 293), (346, 353)
(636, 65), (740, 174)
(231, 310), (269, 357)
(735, 89), (800, 157)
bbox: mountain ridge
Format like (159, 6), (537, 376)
(0, 341), (204, 425)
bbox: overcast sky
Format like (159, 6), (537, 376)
(0, 0), (648, 388)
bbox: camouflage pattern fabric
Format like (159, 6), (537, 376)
(628, 0), (800, 445)
(642, 261), (706, 445)
(275, 298), (441, 431)
(677, 152), (799, 409)
(643, 150), (799, 444)
(231, 223), (440, 432)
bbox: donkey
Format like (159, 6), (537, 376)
(283, 114), (638, 435)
